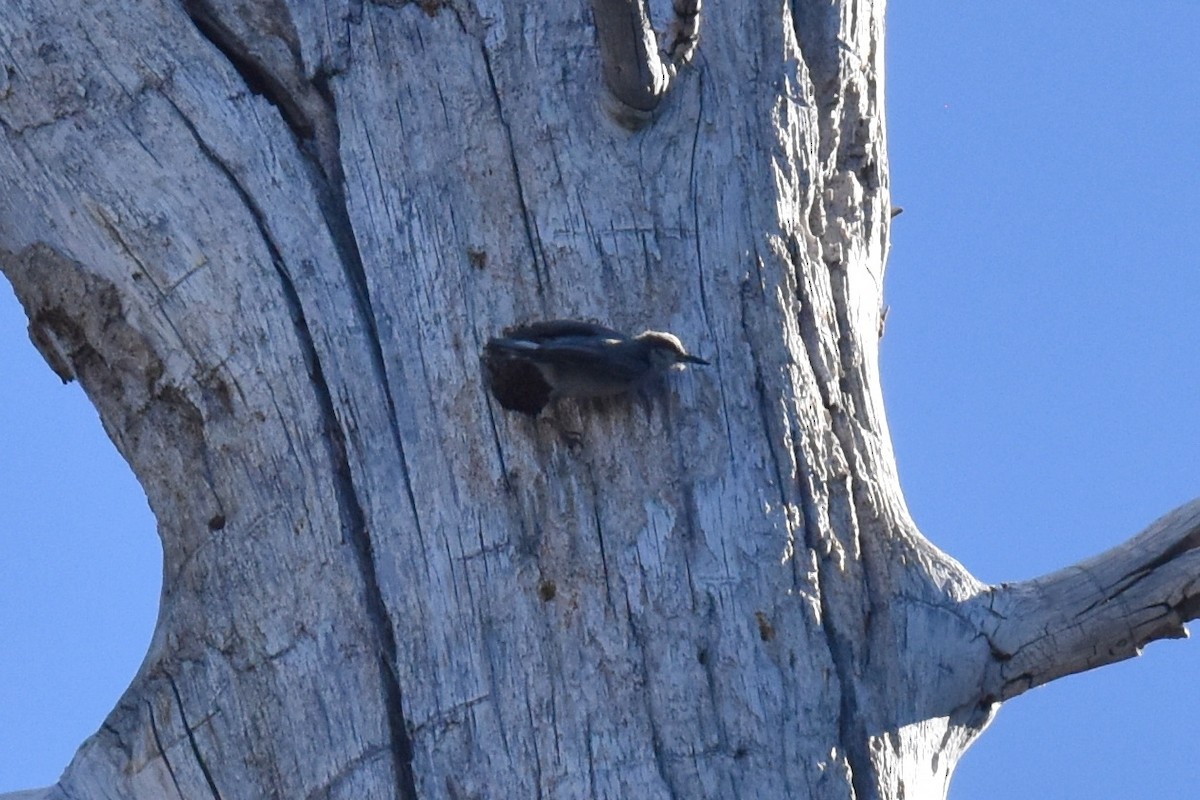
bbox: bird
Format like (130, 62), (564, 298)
(482, 320), (709, 416)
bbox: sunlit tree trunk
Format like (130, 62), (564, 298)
(2, 1), (1197, 798)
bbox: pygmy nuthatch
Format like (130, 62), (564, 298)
(483, 320), (709, 416)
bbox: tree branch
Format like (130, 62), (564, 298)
(590, 0), (700, 128)
(980, 498), (1200, 702)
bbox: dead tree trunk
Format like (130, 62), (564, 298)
(2, 1), (1197, 798)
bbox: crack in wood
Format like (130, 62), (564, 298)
(477, 41), (548, 296)
(163, 92), (421, 798)
(166, 674), (224, 800)
(147, 700), (187, 800)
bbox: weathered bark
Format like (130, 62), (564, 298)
(980, 499), (1200, 703)
(0, 2), (1196, 799)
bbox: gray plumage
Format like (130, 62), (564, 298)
(483, 320), (708, 415)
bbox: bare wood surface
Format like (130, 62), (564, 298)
(979, 499), (1200, 703)
(589, 0), (701, 125)
(1, 1), (1194, 799)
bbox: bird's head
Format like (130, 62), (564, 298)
(636, 331), (710, 371)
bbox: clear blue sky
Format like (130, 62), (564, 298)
(2, 3), (1198, 795)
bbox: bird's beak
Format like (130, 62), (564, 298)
(681, 354), (710, 365)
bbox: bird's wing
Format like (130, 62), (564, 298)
(503, 319), (626, 343)
(484, 335), (637, 378)
(520, 341), (647, 383)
